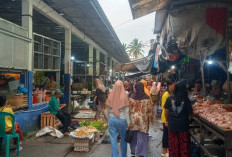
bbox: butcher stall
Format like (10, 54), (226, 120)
(191, 100), (232, 157)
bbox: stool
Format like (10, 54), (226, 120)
(40, 112), (58, 129)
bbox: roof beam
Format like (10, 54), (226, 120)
(32, 0), (120, 64)
(132, 0), (154, 8)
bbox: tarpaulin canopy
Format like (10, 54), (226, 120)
(165, 4), (228, 59)
(115, 53), (155, 73)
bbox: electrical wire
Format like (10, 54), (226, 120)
(113, 19), (133, 28)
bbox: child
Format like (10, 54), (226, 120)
(0, 96), (23, 151)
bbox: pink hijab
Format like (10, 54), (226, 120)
(150, 82), (161, 95)
(106, 80), (129, 117)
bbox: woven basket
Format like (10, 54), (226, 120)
(8, 95), (28, 108)
(73, 138), (90, 152)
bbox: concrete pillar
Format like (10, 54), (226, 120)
(65, 29), (72, 74)
(104, 54), (108, 74)
(96, 50), (100, 76)
(88, 45), (94, 75)
(22, 0), (33, 71)
(109, 58), (113, 77)
(64, 29), (71, 107)
(112, 60), (115, 78)
(22, 0), (33, 108)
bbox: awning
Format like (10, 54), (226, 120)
(165, 5), (228, 59)
(128, 0), (170, 19)
(115, 53), (155, 73)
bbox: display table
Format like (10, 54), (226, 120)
(191, 116), (232, 157)
(73, 110), (96, 121)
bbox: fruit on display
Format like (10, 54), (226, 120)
(80, 119), (107, 131)
(85, 126), (98, 133)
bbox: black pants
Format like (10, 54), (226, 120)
(0, 137), (2, 149)
(162, 123), (168, 148)
(56, 111), (72, 133)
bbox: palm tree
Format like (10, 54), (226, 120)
(122, 43), (128, 52)
(127, 38), (144, 59)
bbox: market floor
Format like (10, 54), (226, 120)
(1, 119), (162, 157)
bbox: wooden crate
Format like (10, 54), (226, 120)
(40, 112), (58, 129)
(73, 138), (90, 152)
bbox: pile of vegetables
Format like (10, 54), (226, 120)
(80, 119), (107, 131)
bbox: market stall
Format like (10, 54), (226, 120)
(191, 100), (232, 157)
(32, 33), (61, 106)
(69, 119), (107, 152)
(0, 71), (28, 111)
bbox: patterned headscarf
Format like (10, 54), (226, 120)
(130, 82), (149, 100)
(140, 80), (153, 104)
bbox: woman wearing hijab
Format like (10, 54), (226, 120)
(106, 80), (131, 157)
(150, 82), (161, 115)
(147, 80), (152, 91)
(161, 79), (176, 157)
(124, 81), (130, 92)
(140, 80), (153, 104)
(164, 81), (193, 157)
(94, 78), (108, 120)
(129, 82), (154, 157)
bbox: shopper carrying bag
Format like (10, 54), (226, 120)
(106, 80), (131, 157)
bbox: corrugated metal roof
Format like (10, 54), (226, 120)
(43, 0), (130, 63)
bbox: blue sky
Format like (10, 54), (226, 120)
(98, 0), (156, 56)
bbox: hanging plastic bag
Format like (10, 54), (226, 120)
(228, 52), (232, 74)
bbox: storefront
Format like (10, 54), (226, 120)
(0, 0), (129, 134)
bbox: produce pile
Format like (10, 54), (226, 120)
(193, 100), (232, 130)
(74, 126), (98, 137)
(80, 119), (107, 131)
(75, 129), (89, 137)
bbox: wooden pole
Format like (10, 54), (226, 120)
(200, 52), (206, 97)
(226, 9), (231, 103)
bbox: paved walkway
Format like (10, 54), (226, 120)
(1, 118), (162, 157)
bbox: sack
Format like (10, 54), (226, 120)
(125, 129), (134, 143)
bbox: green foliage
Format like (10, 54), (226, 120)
(122, 43), (128, 52)
(33, 72), (45, 86)
(127, 38), (144, 59)
(80, 119), (106, 131)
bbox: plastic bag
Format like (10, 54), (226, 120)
(228, 62), (232, 74)
(73, 101), (79, 109)
(18, 84), (28, 94)
(83, 99), (90, 109)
